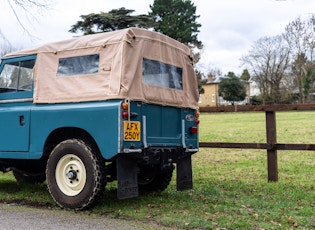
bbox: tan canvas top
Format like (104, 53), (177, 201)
(6, 28), (199, 109)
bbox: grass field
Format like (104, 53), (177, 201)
(0, 111), (314, 229)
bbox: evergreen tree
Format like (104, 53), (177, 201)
(195, 70), (206, 94)
(218, 72), (246, 104)
(240, 69), (251, 81)
(149, 0), (202, 50)
(69, 2), (202, 52)
(69, 7), (154, 34)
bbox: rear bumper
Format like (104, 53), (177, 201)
(123, 147), (198, 154)
(121, 146), (198, 166)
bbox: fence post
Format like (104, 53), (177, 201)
(265, 111), (278, 182)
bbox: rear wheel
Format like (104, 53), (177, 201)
(138, 165), (174, 194)
(46, 139), (105, 210)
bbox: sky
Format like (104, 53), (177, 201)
(1, 0), (315, 76)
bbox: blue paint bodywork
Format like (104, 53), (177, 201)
(0, 29), (200, 207)
(0, 54), (198, 162)
(0, 98), (122, 160)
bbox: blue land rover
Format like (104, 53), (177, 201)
(0, 28), (199, 210)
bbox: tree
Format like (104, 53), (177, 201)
(1, 0), (53, 39)
(0, 31), (13, 57)
(218, 72), (246, 105)
(69, 7), (154, 34)
(284, 15), (315, 103)
(284, 16), (315, 62)
(241, 35), (291, 104)
(242, 15), (315, 104)
(250, 95), (263, 105)
(291, 53), (314, 103)
(195, 70), (206, 94)
(69, 1), (203, 52)
(149, 0), (202, 50)
(240, 69), (251, 81)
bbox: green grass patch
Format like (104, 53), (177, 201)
(1, 111), (314, 229)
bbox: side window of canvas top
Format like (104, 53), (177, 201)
(57, 54), (100, 76)
(142, 58), (183, 90)
(0, 59), (35, 93)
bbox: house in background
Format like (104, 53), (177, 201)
(199, 76), (251, 107)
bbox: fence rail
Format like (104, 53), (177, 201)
(199, 103), (315, 113)
(199, 103), (315, 182)
(199, 142), (315, 151)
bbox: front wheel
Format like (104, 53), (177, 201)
(46, 139), (105, 210)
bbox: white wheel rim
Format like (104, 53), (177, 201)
(55, 154), (87, 196)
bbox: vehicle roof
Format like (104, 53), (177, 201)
(6, 28), (191, 58)
(4, 28), (199, 109)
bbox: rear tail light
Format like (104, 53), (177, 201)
(121, 100), (129, 119)
(122, 102), (129, 110)
(121, 100), (138, 119)
(189, 110), (200, 134)
(122, 111), (129, 119)
(190, 126), (198, 134)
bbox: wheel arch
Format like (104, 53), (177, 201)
(43, 127), (101, 159)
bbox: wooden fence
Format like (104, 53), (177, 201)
(199, 103), (315, 182)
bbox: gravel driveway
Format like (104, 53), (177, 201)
(0, 203), (172, 230)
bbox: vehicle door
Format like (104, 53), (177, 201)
(140, 58), (198, 148)
(0, 55), (35, 152)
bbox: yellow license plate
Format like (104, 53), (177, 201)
(124, 121), (141, 141)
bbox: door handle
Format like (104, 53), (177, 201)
(19, 115), (25, 126)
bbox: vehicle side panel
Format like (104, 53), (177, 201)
(0, 101), (121, 160)
(30, 101), (121, 160)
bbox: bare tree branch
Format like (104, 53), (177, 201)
(241, 35), (291, 103)
(7, 0), (32, 38)
(0, 29), (14, 57)
(1, 0), (54, 41)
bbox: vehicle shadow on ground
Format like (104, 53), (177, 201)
(0, 179), (163, 211)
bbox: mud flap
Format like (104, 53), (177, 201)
(116, 156), (139, 199)
(176, 155), (193, 191)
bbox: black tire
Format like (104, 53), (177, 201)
(138, 165), (174, 194)
(13, 170), (46, 184)
(46, 139), (105, 210)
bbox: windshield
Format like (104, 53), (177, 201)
(0, 59), (35, 92)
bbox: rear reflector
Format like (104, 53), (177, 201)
(190, 126), (198, 134)
(122, 111), (129, 119)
